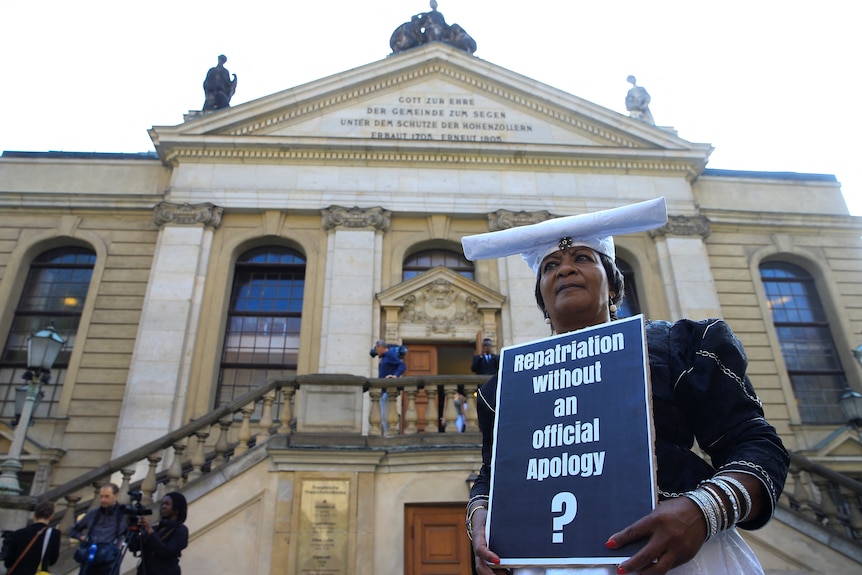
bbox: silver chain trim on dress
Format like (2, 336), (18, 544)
(695, 349), (762, 407)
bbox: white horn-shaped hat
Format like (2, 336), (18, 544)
(461, 197), (668, 274)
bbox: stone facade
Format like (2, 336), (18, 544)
(1, 43), (861, 573)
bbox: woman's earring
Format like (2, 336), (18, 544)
(609, 303), (618, 313)
(544, 316), (552, 325)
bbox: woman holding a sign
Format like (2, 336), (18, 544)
(461, 197), (788, 575)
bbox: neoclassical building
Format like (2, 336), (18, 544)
(1, 20), (861, 575)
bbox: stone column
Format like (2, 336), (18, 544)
(651, 215), (721, 320)
(112, 202), (222, 457)
(318, 206), (390, 375)
(490, 209), (553, 346)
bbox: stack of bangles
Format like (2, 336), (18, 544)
(465, 495), (490, 542)
(683, 474), (753, 541)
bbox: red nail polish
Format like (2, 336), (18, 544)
(605, 539), (617, 549)
(616, 567), (626, 575)
(491, 558), (500, 565)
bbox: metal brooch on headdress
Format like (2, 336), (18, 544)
(558, 237), (575, 251)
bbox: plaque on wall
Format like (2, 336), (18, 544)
(297, 479), (351, 575)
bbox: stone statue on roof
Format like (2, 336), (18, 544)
(390, 1), (477, 55)
(203, 55), (237, 112)
(625, 75), (655, 125)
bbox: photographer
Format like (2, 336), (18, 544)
(69, 484), (125, 575)
(128, 492), (188, 575)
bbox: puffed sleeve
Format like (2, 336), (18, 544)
(670, 319), (789, 530)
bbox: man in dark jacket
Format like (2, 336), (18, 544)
(69, 483), (126, 575)
(471, 338), (499, 376)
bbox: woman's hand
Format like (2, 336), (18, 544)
(606, 497), (706, 575)
(469, 507), (509, 574)
(138, 516), (154, 535)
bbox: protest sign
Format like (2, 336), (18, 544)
(487, 315), (655, 567)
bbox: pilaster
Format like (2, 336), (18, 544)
(317, 206), (390, 376)
(113, 202), (221, 457)
(651, 215), (721, 320)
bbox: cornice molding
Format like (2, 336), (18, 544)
(488, 209), (553, 231)
(321, 205), (391, 232)
(153, 201), (223, 228)
(160, 146), (701, 178)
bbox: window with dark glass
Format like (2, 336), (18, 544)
(0, 247), (96, 420)
(616, 258), (641, 318)
(402, 249), (474, 281)
(761, 261), (847, 423)
(216, 247), (305, 408)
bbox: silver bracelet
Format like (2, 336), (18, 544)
(715, 474), (753, 522)
(465, 504), (488, 542)
(707, 477), (741, 526)
(700, 482), (729, 531)
(684, 489), (718, 541)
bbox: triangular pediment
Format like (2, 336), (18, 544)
(150, 43), (711, 175)
(376, 267), (505, 342)
(378, 266), (505, 308)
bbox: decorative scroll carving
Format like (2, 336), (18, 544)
(488, 209), (553, 231)
(399, 279), (481, 336)
(321, 206), (391, 232)
(153, 202), (223, 228)
(650, 215), (711, 239)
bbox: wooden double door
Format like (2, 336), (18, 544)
(405, 504), (475, 575)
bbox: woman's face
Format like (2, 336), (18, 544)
(160, 496), (176, 520)
(538, 246), (613, 333)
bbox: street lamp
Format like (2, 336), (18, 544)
(0, 325), (66, 495)
(854, 343), (862, 368)
(839, 388), (862, 430)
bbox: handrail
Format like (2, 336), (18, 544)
(38, 376), (296, 503)
(782, 450), (862, 549)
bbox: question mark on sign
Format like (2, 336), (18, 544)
(550, 492), (578, 543)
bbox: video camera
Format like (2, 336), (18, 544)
(121, 490), (153, 525)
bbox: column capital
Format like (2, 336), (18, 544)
(650, 215), (711, 239)
(488, 209), (553, 231)
(153, 201), (223, 228)
(321, 206), (391, 232)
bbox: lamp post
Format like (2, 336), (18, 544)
(0, 325), (66, 495)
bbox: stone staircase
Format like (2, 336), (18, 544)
(2, 374), (861, 574)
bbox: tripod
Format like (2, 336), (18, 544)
(104, 527), (143, 575)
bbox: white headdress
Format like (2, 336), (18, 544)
(461, 197), (668, 274)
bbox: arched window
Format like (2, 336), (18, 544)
(761, 261), (847, 423)
(402, 249), (474, 281)
(0, 247), (96, 420)
(616, 258), (641, 318)
(216, 246), (305, 407)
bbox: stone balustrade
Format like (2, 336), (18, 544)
(782, 451), (862, 546)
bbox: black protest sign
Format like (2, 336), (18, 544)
(487, 315), (656, 567)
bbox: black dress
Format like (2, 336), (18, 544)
(470, 318), (789, 530)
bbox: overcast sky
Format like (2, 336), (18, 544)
(1, 0), (858, 214)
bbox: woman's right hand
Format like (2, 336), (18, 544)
(470, 507), (507, 574)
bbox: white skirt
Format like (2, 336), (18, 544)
(510, 529), (763, 575)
